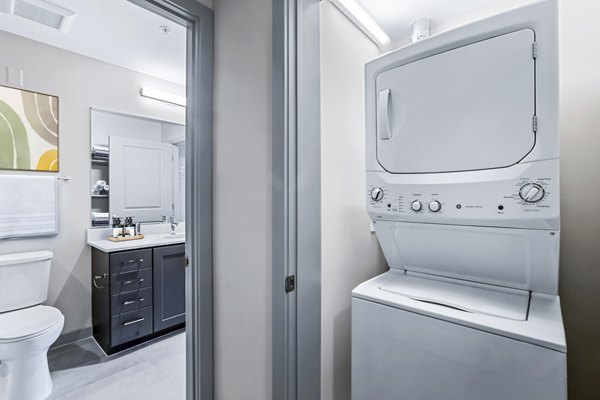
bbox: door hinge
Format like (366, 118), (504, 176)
(533, 115), (538, 132)
(185, 256), (190, 268)
(532, 42), (538, 59)
(285, 275), (295, 293)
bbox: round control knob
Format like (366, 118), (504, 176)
(411, 200), (422, 212)
(429, 200), (442, 212)
(370, 187), (384, 202)
(519, 183), (545, 203)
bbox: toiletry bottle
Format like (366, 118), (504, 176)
(126, 217), (135, 237)
(130, 217), (137, 236)
(112, 217), (120, 238)
(123, 217), (129, 237)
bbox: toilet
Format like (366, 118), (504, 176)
(0, 251), (65, 400)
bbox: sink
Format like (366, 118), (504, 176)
(164, 233), (185, 239)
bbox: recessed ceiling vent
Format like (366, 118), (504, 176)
(0, 0), (76, 33)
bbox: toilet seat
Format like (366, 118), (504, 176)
(0, 305), (62, 343)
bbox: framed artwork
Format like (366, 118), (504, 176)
(0, 84), (59, 172)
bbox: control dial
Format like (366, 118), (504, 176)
(519, 183), (545, 203)
(429, 200), (442, 212)
(411, 200), (422, 212)
(370, 187), (384, 202)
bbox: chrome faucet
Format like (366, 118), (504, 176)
(136, 215), (167, 234)
(169, 216), (179, 234)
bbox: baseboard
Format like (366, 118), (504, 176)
(52, 327), (93, 348)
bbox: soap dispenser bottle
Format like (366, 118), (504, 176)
(112, 217), (121, 238)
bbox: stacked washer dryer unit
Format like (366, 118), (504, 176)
(352, 1), (567, 399)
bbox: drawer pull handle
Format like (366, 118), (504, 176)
(122, 259), (144, 265)
(124, 278), (144, 285)
(122, 298), (144, 306)
(123, 318), (145, 326)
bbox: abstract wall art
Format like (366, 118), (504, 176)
(0, 85), (59, 172)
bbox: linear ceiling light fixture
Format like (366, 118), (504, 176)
(330, 0), (391, 47)
(140, 87), (186, 107)
(0, 0), (77, 33)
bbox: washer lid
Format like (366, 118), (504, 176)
(379, 272), (530, 321)
(375, 29), (535, 174)
(0, 305), (62, 341)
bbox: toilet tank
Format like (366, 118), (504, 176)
(0, 251), (53, 313)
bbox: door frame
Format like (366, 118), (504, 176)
(127, 1), (214, 399)
(272, 0), (322, 399)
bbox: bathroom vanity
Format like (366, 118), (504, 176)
(88, 230), (185, 355)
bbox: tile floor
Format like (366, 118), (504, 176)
(47, 331), (185, 400)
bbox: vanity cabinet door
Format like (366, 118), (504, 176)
(153, 244), (186, 332)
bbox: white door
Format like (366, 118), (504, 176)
(109, 136), (177, 222)
(375, 29), (536, 174)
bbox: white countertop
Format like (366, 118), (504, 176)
(87, 224), (185, 253)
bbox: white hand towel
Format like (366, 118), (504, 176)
(0, 175), (58, 239)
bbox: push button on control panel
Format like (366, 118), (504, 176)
(429, 200), (442, 212)
(411, 200), (422, 212)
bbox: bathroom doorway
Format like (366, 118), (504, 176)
(0, 0), (213, 398)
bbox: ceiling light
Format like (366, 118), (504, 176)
(0, 0), (77, 33)
(140, 87), (186, 107)
(330, 0), (390, 47)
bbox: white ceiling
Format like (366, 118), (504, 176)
(0, 0), (186, 85)
(355, 0), (504, 43)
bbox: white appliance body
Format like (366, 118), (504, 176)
(353, 0), (566, 399)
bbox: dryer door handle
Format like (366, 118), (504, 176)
(378, 89), (392, 140)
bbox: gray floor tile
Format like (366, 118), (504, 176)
(51, 360), (183, 400)
(48, 338), (105, 371)
(47, 333), (186, 400)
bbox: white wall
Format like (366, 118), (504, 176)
(557, 2), (600, 399)
(320, 2), (388, 400)
(386, 0), (600, 398)
(196, 0), (212, 9)
(91, 110), (164, 146)
(162, 122), (185, 144)
(0, 30), (184, 341)
(212, 0), (273, 398)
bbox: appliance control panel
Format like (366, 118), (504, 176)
(366, 160), (559, 230)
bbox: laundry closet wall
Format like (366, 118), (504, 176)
(320, 2), (388, 399)
(212, 0), (273, 398)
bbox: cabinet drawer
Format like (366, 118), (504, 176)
(111, 287), (153, 316)
(109, 249), (152, 274)
(111, 306), (153, 347)
(110, 268), (152, 295)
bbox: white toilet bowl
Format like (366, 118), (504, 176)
(0, 305), (65, 400)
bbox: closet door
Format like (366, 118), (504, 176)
(109, 136), (177, 221)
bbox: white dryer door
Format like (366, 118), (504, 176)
(375, 29), (535, 173)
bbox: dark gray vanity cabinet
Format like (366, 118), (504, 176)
(91, 244), (185, 355)
(153, 244), (186, 332)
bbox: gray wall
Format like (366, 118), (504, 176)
(320, 2), (387, 399)
(0, 31), (184, 341)
(212, 0), (273, 398)
(393, 0), (600, 398)
(558, 1), (600, 399)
